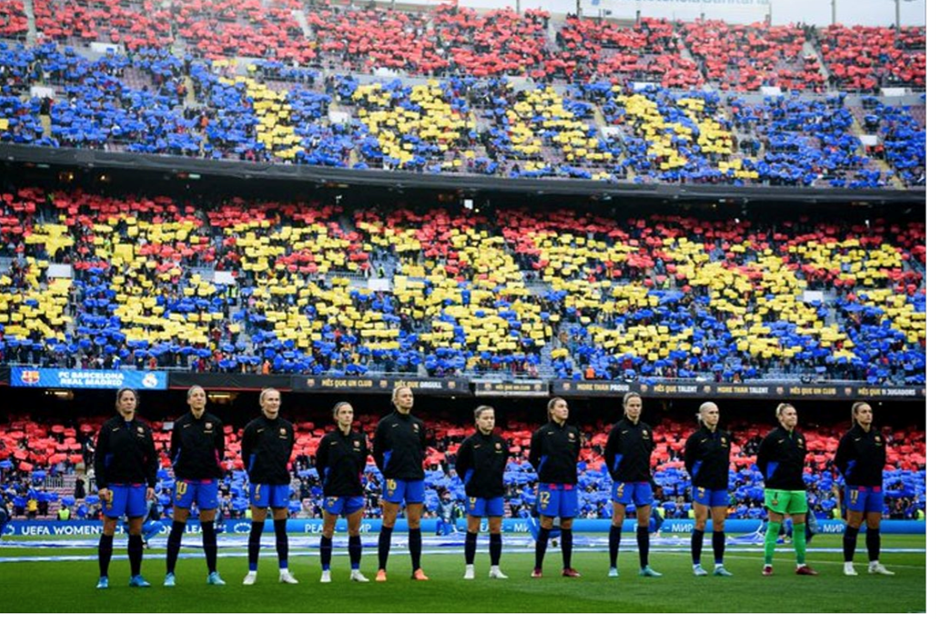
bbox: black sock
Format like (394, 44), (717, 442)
(561, 528), (573, 570)
(637, 525), (650, 569)
(128, 534), (144, 577)
(349, 535), (362, 570)
(866, 527), (881, 562)
(609, 524), (622, 569)
(465, 531), (478, 565)
(408, 528), (422, 572)
(166, 521), (185, 575)
(201, 522), (218, 574)
(490, 533), (502, 567)
(378, 525), (393, 570)
(712, 530), (726, 565)
(98, 534), (114, 578)
(691, 528), (704, 565)
(248, 520), (264, 571)
(274, 518), (288, 569)
(844, 525), (859, 562)
(535, 527), (550, 570)
(320, 535), (333, 571)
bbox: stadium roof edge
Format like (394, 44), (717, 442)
(0, 145), (924, 207)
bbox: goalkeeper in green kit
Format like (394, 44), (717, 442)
(756, 403), (818, 576)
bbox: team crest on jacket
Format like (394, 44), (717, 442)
(280, 428), (286, 435)
(413, 424), (419, 433)
(206, 422), (213, 430)
(875, 436), (882, 443)
(721, 437), (727, 445)
(354, 440), (361, 448)
(137, 427), (144, 434)
(568, 432), (574, 440)
(642, 430), (649, 437)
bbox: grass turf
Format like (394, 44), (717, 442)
(0, 533), (924, 613)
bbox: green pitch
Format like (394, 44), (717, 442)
(0, 534), (924, 613)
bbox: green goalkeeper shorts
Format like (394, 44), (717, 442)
(764, 489), (808, 515)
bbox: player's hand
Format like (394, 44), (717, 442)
(146, 487), (156, 501)
(98, 488), (109, 501)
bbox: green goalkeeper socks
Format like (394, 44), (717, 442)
(764, 521), (781, 565)
(793, 522), (807, 564)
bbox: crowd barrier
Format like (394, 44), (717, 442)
(4, 367), (926, 401)
(3, 518), (925, 537)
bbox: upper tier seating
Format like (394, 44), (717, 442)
(0, 188), (924, 384)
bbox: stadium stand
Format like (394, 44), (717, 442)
(0, 0), (28, 40)
(852, 96), (926, 187)
(33, 0), (173, 50)
(679, 20), (825, 92)
(0, 187), (924, 384)
(553, 16), (703, 88)
(0, 10), (924, 187)
(432, 4), (552, 78)
(336, 76), (476, 172)
(818, 24), (926, 92)
(173, 0), (311, 64)
(727, 93), (897, 188)
(307, 5), (439, 75)
(0, 3), (926, 532)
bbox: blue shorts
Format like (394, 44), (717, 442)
(324, 496), (365, 516)
(692, 487), (730, 508)
(612, 481), (652, 507)
(466, 496), (505, 518)
(173, 479), (219, 511)
(249, 483), (290, 509)
(382, 479), (425, 504)
(845, 485), (884, 513)
(537, 483), (578, 518)
(103, 484), (147, 519)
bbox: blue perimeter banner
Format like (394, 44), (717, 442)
(10, 368), (167, 390)
(4, 519), (925, 537)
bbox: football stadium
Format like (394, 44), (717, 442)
(0, 0), (926, 613)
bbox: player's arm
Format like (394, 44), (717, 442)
(528, 427), (542, 473)
(832, 434), (851, 477)
(755, 432), (777, 483)
(603, 425), (618, 473)
(419, 419), (428, 455)
(143, 425), (158, 490)
(240, 423), (255, 471)
(647, 423), (657, 451)
(214, 421), (226, 469)
(362, 433), (371, 463)
(834, 480), (845, 520)
(683, 433), (698, 480)
(284, 423), (296, 477)
(93, 422), (109, 492)
(454, 437), (471, 482)
(500, 437), (511, 474)
(314, 436), (329, 481)
(372, 419), (387, 474)
(831, 434), (852, 518)
(168, 420), (181, 465)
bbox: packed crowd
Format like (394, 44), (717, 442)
(0, 188), (924, 384)
(0, 16), (926, 186)
(9, 2), (923, 91)
(818, 24), (926, 92)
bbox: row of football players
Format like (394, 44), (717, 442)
(91, 385), (892, 587)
